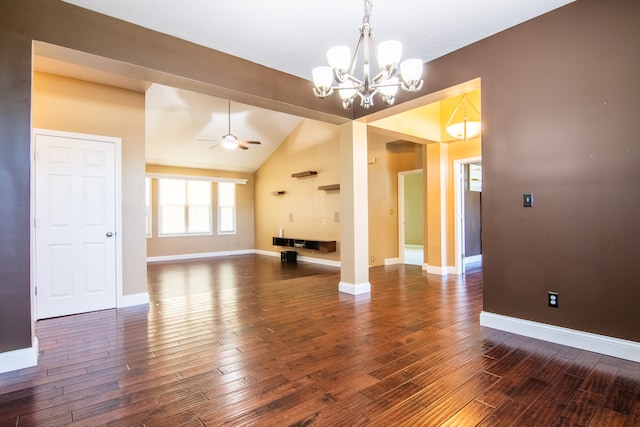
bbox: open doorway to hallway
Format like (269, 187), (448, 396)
(455, 157), (482, 274)
(398, 169), (424, 266)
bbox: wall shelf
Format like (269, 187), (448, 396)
(272, 237), (336, 253)
(318, 184), (340, 191)
(291, 171), (317, 178)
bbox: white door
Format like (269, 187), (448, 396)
(35, 133), (117, 319)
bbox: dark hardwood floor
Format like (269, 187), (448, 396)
(1, 254), (639, 426)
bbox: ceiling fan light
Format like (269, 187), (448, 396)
(221, 134), (238, 150)
(377, 40), (402, 68)
(327, 45), (351, 71)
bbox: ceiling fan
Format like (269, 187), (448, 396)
(199, 100), (261, 150)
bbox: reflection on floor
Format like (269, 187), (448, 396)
(404, 244), (423, 266)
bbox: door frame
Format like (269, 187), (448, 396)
(31, 128), (123, 321)
(397, 169), (423, 266)
(453, 156), (481, 274)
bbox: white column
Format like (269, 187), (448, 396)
(339, 121), (371, 295)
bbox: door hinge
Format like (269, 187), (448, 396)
(35, 287), (37, 296)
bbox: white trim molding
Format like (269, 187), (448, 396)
(480, 311), (640, 363)
(147, 249), (254, 263)
(339, 281), (371, 295)
(0, 338), (38, 374)
(464, 254), (482, 265)
(424, 264), (446, 275)
(146, 172), (247, 185)
(118, 292), (150, 308)
(384, 258), (400, 265)
(153, 249), (342, 268)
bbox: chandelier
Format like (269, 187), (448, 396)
(311, 0), (424, 109)
(445, 94), (481, 140)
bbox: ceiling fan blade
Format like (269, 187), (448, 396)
(241, 140), (261, 145)
(237, 144), (249, 150)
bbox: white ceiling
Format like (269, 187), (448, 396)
(50, 0), (574, 172)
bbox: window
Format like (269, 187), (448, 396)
(158, 178), (212, 236)
(145, 177), (152, 237)
(218, 182), (236, 234)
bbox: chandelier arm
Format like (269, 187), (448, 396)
(445, 97), (464, 128)
(467, 97), (481, 117)
(347, 30), (365, 80)
(401, 80), (423, 93)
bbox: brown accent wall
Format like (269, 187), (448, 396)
(0, 29), (32, 352)
(414, 0), (639, 340)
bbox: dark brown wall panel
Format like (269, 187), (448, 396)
(0, 30), (34, 352)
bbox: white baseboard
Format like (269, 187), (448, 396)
(118, 292), (149, 308)
(424, 264), (445, 275)
(464, 254), (482, 265)
(384, 258), (400, 265)
(339, 281), (371, 295)
(256, 249), (340, 268)
(480, 311), (640, 363)
(147, 249), (254, 263)
(0, 337), (38, 374)
(423, 264), (457, 275)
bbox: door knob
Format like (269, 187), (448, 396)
(106, 232), (114, 237)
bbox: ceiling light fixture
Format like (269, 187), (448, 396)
(312, 0), (423, 109)
(221, 100), (239, 150)
(445, 94), (481, 140)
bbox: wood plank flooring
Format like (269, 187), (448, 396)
(1, 254), (639, 426)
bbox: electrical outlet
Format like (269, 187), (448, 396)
(370, 256), (375, 263)
(548, 292), (559, 308)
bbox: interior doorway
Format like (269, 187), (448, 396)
(33, 129), (122, 319)
(454, 157), (482, 274)
(398, 169), (424, 266)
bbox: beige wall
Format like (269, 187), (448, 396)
(367, 132), (424, 266)
(254, 119), (341, 262)
(146, 164), (254, 257)
(32, 72), (148, 296)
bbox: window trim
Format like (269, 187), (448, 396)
(145, 177), (152, 238)
(217, 182), (236, 235)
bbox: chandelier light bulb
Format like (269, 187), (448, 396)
(327, 46), (351, 72)
(312, 66), (334, 96)
(400, 58), (423, 86)
(378, 76), (399, 97)
(377, 40), (402, 69)
(445, 121), (482, 140)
